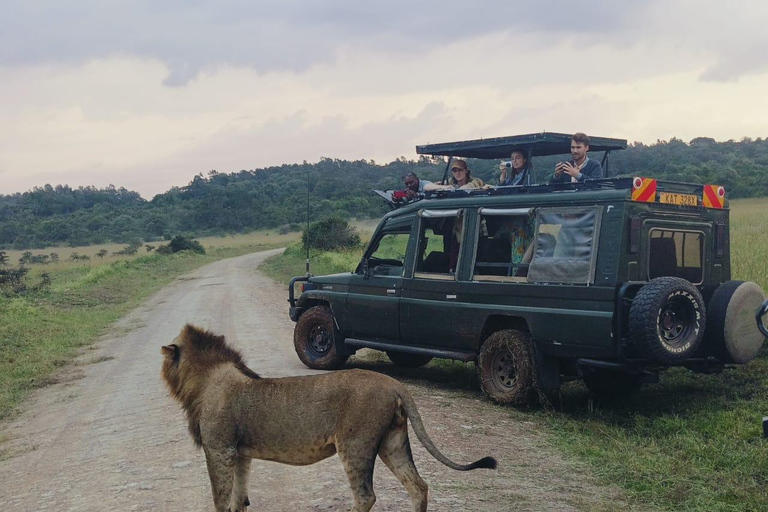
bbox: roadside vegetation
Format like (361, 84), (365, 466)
(0, 230), (297, 421)
(260, 199), (768, 512)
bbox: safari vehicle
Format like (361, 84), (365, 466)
(289, 132), (768, 404)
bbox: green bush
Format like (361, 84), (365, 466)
(157, 235), (206, 255)
(301, 217), (360, 252)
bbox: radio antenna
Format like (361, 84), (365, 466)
(305, 164), (311, 276)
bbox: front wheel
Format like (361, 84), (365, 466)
(293, 306), (348, 370)
(476, 330), (535, 405)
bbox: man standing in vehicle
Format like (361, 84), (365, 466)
(550, 132), (603, 183)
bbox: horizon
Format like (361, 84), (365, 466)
(2, 133), (764, 201)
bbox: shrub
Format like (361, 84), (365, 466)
(301, 217), (360, 252)
(114, 245), (139, 255)
(0, 267), (29, 295)
(157, 235), (205, 255)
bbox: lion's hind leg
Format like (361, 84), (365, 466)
(229, 455), (252, 512)
(378, 414), (428, 512)
(337, 446), (377, 512)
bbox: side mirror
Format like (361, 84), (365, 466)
(361, 258), (371, 278)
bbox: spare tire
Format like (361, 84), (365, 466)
(629, 277), (706, 364)
(705, 280), (766, 364)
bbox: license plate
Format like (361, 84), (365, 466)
(659, 192), (698, 206)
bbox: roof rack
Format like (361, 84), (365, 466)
(416, 132), (628, 159)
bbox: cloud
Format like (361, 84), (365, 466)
(2, 0), (651, 86)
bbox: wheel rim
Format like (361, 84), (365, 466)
(491, 350), (517, 389)
(307, 324), (332, 356)
(658, 297), (693, 345)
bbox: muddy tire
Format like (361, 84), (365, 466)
(294, 306), (348, 370)
(386, 351), (433, 368)
(477, 330), (534, 405)
(583, 369), (643, 398)
(629, 277), (705, 364)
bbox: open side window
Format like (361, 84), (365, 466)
(413, 209), (464, 280)
(472, 208), (535, 282)
(527, 206), (603, 284)
(362, 220), (412, 277)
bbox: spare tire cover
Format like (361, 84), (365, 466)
(709, 281), (766, 364)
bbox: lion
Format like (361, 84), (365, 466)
(161, 324), (497, 512)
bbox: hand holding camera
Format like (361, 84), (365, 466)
(499, 160), (512, 181)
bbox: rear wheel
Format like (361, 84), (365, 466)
(629, 277), (705, 364)
(476, 330), (534, 405)
(294, 306), (348, 370)
(386, 351), (433, 368)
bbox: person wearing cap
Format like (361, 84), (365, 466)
(550, 132), (603, 183)
(424, 159), (485, 191)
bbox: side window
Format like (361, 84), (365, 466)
(366, 230), (410, 277)
(648, 229), (703, 284)
(473, 208), (535, 281)
(414, 209), (464, 279)
(527, 207), (602, 284)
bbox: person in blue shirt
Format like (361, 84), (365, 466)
(550, 132), (603, 183)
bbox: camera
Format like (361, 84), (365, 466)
(503, 161), (512, 169)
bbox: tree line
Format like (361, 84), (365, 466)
(1, 136), (767, 250)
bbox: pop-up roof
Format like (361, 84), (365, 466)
(416, 132), (627, 159)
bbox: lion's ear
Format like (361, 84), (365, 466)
(161, 344), (180, 362)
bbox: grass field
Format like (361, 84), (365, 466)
(0, 230), (299, 423)
(261, 198), (768, 512)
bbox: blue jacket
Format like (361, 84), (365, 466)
(501, 168), (531, 186)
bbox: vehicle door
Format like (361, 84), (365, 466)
(400, 208), (467, 349)
(523, 206), (614, 349)
(346, 217), (414, 341)
(459, 207), (537, 349)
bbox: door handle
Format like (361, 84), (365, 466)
(446, 294), (457, 300)
(387, 289), (397, 295)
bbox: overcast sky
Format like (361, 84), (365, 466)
(2, 0), (767, 199)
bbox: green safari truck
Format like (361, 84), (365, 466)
(289, 133), (768, 404)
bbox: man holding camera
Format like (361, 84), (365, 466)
(550, 132), (603, 183)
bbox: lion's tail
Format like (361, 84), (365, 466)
(397, 389), (497, 471)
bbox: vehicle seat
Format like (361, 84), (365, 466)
(422, 251), (449, 273)
(649, 237), (678, 277)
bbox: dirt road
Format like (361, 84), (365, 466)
(0, 250), (642, 512)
